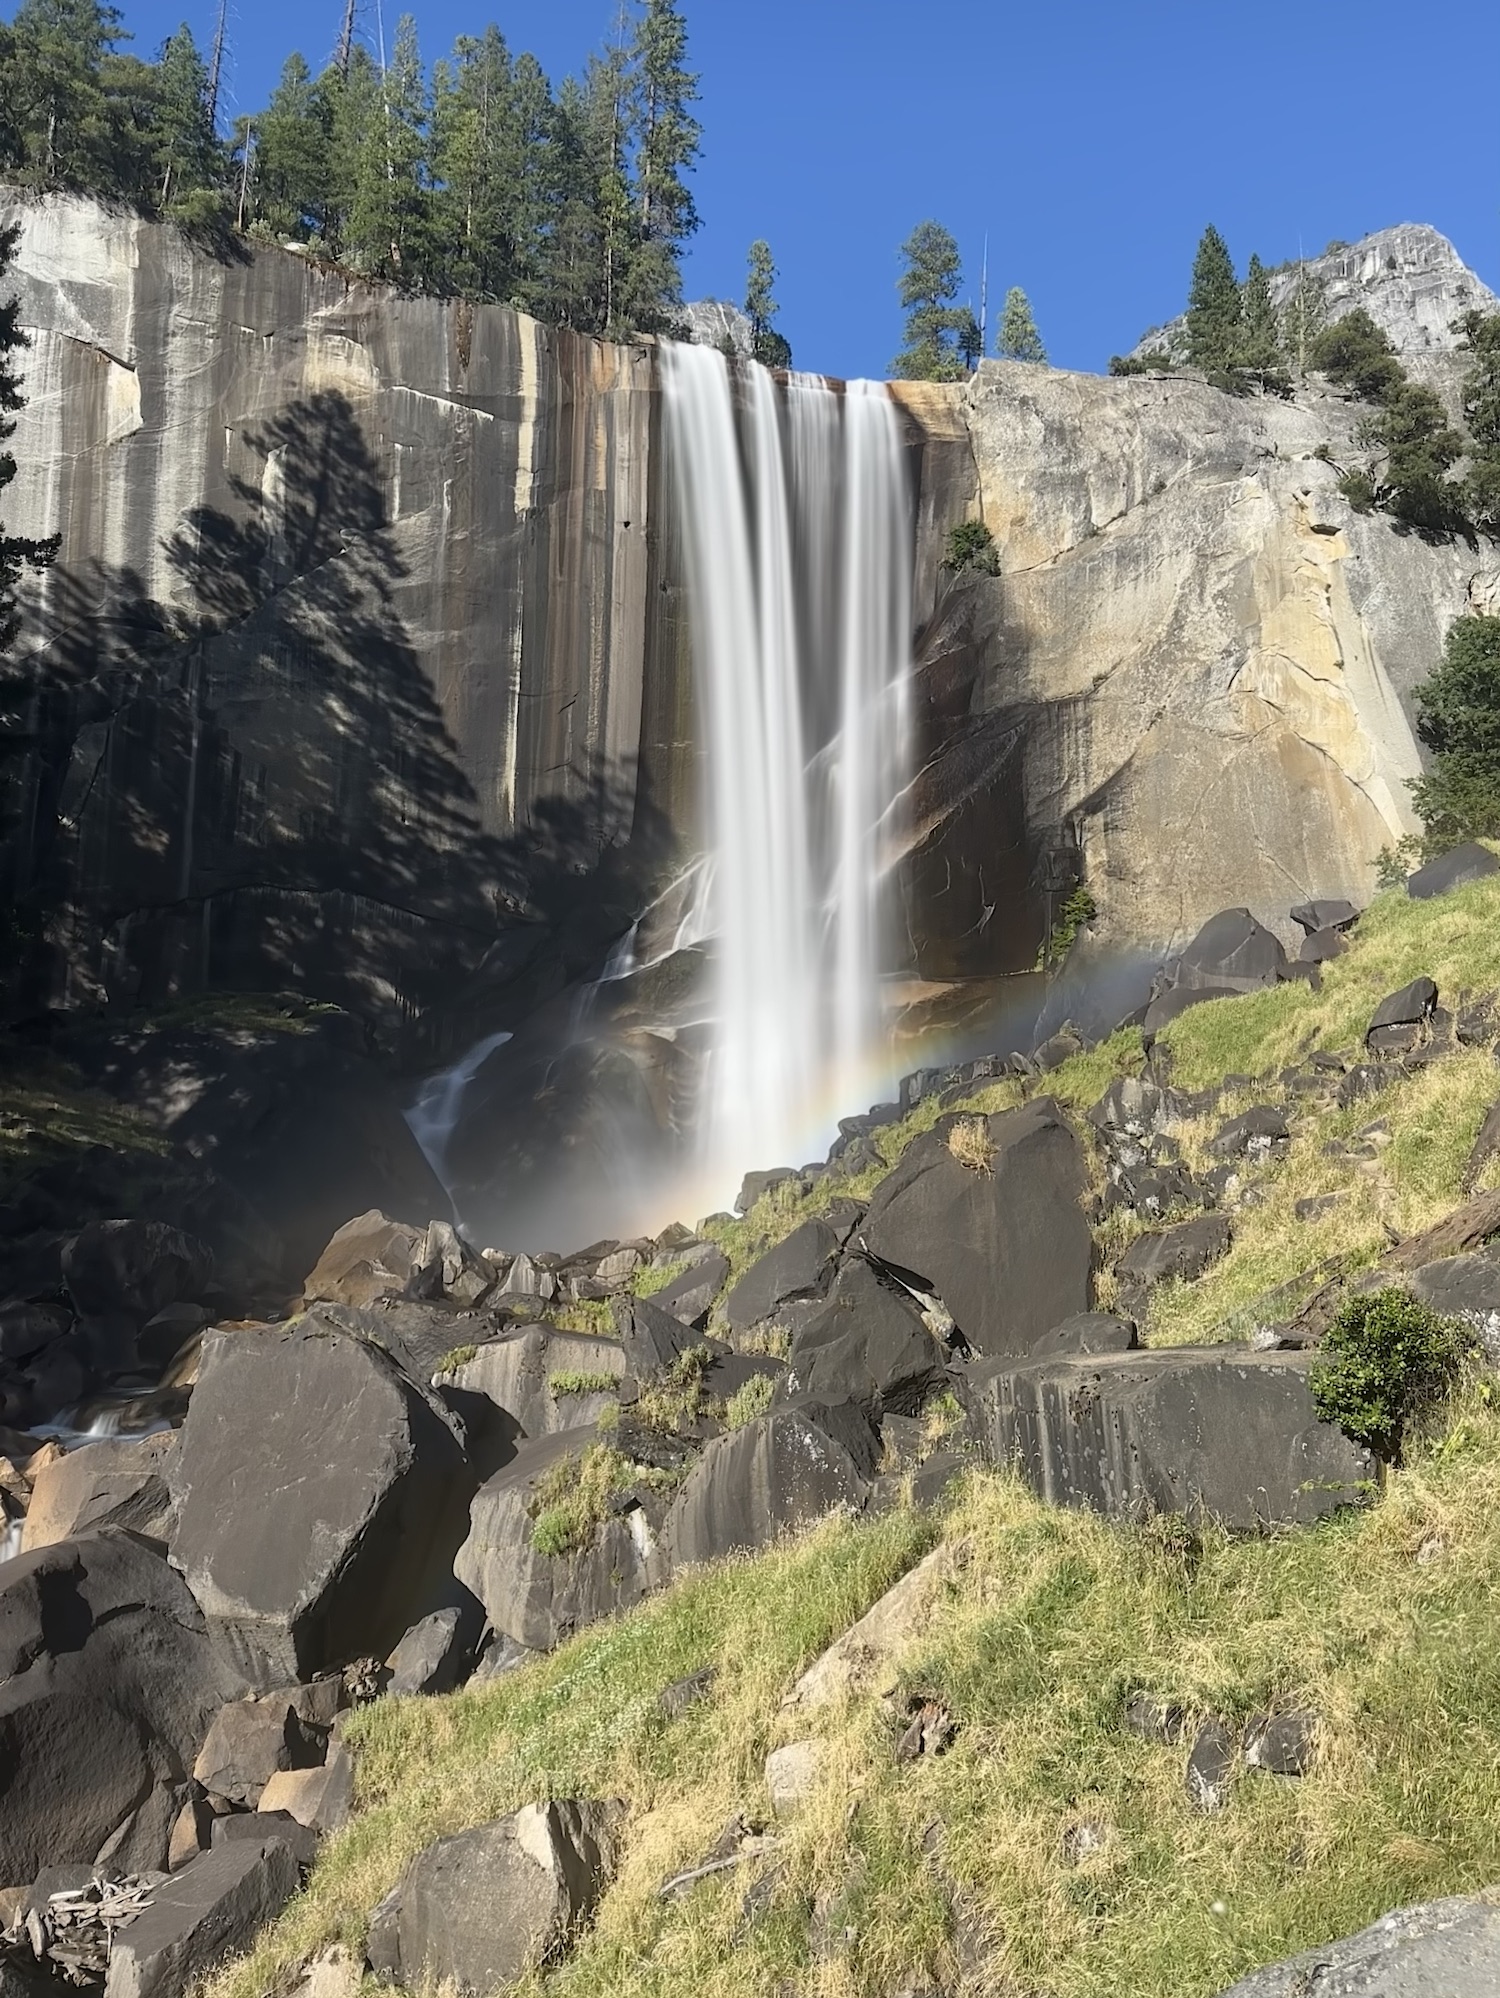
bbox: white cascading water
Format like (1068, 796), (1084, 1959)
(660, 343), (913, 1193)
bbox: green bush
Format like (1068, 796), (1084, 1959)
(723, 1371), (775, 1429)
(1337, 468), (1377, 514)
(941, 519), (1000, 575)
(1309, 1287), (1472, 1460)
(1036, 886), (1098, 971)
(550, 1370), (620, 1396)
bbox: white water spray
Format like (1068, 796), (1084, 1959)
(660, 345), (914, 1191)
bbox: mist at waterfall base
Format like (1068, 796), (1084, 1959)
(404, 348), (919, 1249)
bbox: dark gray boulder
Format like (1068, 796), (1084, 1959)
(1244, 1711), (1317, 1777)
(1166, 909), (1288, 992)
(610, 1293), (702, 1377)
(1406, 1253), (1500, 1362)
(1299, 928), (1348, 964)
(966, 1346), (1374, 1530)
(1290, 898), (1359, 934)
(1141, 984), (1240, 1048)
(386, 1606), (476, 1696)
(448, 1328), (626, 1440)
(778, 1258), (942, 1413)
(1209, 1106), (1290, 1160)
(210, 1809), (320, 1871)
(192, 1693), (325, 1807)
(453, 1430), (657, 1652)
(664, 1409), (869, 1568)
(722, 1222), (839, 1334)
(62, 1221), (214, 1324)
(0, 1301), (71, 1364)
(301, 1211), (424, 1309)
(651, 1248), (730, 1326)
(102, 1836), (299, 1998)
(1116, 1215), (1232, 1298)
(858, 1098), (1091, 1359)
(0, 1532), (244, 1881)
(169, 1320), (475, 1687)
(367, 1803), (620, 1996)
(1087, 1075), (1167, 1138)
(1367, 978), (1438, 1054)
(1212, 1891), (1500, 1996)
(21, 1432), (177, 1551)
(1186, 1720), (1235, 1814)
(1407, 841), (1500, 901)
(1032, 1312), (1138, 1356)
(736, 1170), (798, 1215)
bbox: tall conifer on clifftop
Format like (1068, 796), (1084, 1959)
(1185, 224), (1243, 377)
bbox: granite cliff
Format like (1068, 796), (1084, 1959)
(2, 191), (1497, 1067)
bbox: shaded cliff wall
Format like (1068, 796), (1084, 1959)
(0, 191), (695, 1041)
(897, 361), (1500, 977)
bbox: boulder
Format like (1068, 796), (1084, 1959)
(102, 1836), (299, 1998)
(1406, 1253), (1500, 1362)
(1290, 898), (1359, 934)
(367, 1803), (620, 1995)
(610, 1293), (702, 1378)
(258, 1742), (354, 1832)
(783, 1540), (966, 1711)
(21, 1432), (178, 1551)
(735, 1170), (798, 1215)
(764, 1741), (823, 1814)
(1141, 984), (1240, 1048)
(1087, 1075), (1167, 1138)
(1367, 977), (1439, 1054)
(1164, 909), (1288, 993)
(650, 1248), (730, 1326)
(858, 1098), (1091, 1359)
(0, 1301), (71, 1364)
(450, 1329), (626, 1440)
(0, 1532), (243, 1881)
(664, 1408), (868, 1569)
(301, 1212), (424, 1309)
(62, 1222), (214, 1324)
(386, 1606), (475, 1697)
(453, 1430), (656, 1652)
(1463, 1098), (1500, 1191)
(1116, 1215), (1232, 1300)
(210, 1809), (320, 1872)
(722, 1222), (840, 1334)
(1186, 1720), (1235, 1814)
(1407, 841), (1500, 900)
(409, 1222), (494, 1308)
(779, 1258), (943, 1413)
(169, 1320), (475, 1686)
(1299, 928), (1348, 964)
(193, 1693), (326, 1807)
(1209, 1106), (1290, 1161)
(966, 1346), (1374, 1530)
(1212, 1891), (1500, 1997)
(1032, 1312), (1139, 1356)
(1244, 1711), (1317, 1777)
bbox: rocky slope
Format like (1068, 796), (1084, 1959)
(3, 193), (1497, 1056)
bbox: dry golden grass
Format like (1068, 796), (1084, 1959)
(947, 1116), (996, 1174)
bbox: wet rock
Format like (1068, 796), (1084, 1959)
(1407, 841), (1500, 900)
(170, 1320), (474, 1686)
(1185, 1720), (1236, 1813)
(778, 1258), (943, 1413)
(102, 1837), (299, 1998)
(966, 1346), (1374, 1530)
(664, 1409), (868, 1568)
(1209, 1106), (1290, 1160)
(300, 1212), (423, 1309)
(0, 1300), (71, 1364)
(0, 1532), (243, 1881)
(449, 1328), (625, 1441)
(1367, 977), (1439, 1055)
(497, 1253), (556, 1303)
(21, 1432), (177, 1551)
(859, 1098), (1092, 1359)
(1032, 1312), (1139, 1356)
(366, 1803), (620, 1996)
(1290, 898), (1359, 934)
(722, 1222), (840, 1334)
(409, 1222), (494, 1308)
(386, 1606), (477, 1697)
(1117, 1214), (1232, 1298)
(454, 1429), (657, 1653)
(1244, 1711), (1318, 1776)
(62, 1221), (214, 1324)
(1212, 1890), (1500, 1996)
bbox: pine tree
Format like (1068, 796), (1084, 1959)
(254, 53), (332, 241)
(996, 285), (1045, 362)
(0, 222), (60, 658)
(618, 0), (699, 335)
(1282, 258), (1327, 372)
(150, 24), (219, 219)
(9, 0), (124, 189)
(1185, 225), (1243, 377)
(431, 28), (518, 298)
(744, 238), (790, 369)
(1239, 253), (1287, 389)
(345, 14), (431, 281)
(1410, 615), (1500, 843)
(538, 68), (613, 333)
(891, 220), (968, 381)
(1458, 310), (1500, 537)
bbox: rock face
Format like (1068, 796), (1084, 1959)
(169, 1322), (474, 1685)
(967, 1346), (1374, 1529)
(0, 1531), (243, 1881)
(1212, 1890), (1500, 1997)
(102, 1837), (300, 1998)
(21, 1431), (178, 1550)
(664, 1409), (869, 1568)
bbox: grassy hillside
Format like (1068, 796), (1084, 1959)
(208, 873), (1500, 1998)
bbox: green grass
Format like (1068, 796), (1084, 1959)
(550, 1371), (621, 1397)
(210, 1398), (1500, 1998)
(0, 1060), (171, 1194)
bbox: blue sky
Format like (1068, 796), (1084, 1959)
(43, 0), (1500, 379)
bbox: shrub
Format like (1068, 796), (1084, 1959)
(1409, 615), (1500, 845)
(1037, 885), (1098, 969)
(550, 1370), (620, 1396)
(433, 1344), (478, 1375)
(1337, 468), (1377, 514)
(1309, 1287), (1472, 1460)
(1373, 833), (1426, 889)
(947, 1116), (996, 1174)
(941, 519), (1000, 575)
(724, 1372), (776, 1429)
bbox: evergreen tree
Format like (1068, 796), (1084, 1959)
(431, 28), (519, 298)
(1310, 309), (1404, 402)
(322, 45), (384, 266)
(619, 0), (699, 335)
(1185, 224), (1243, 376)
(254, 53), (332, 240)
(955, 307), (982, 371)
(1239, 253), (1285, 384)
(1376, 382), (1465, 534)
(1282, 257), (1326, 372)
(891, 220), (968, 381)
(9, 0), (125, 189)
(0, 222), (60, 658)
(1410, 614), (1500, 843)
(344, 14), (431, 281)
(150, 24), (219, 219)
(996, 285), (1045, 362)
(744, 238), (790, 369)
(539, 66), (615, 333)
(1458, 310), (1500, 538)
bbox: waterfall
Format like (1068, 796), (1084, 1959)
(660, 344), (914, 1192)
